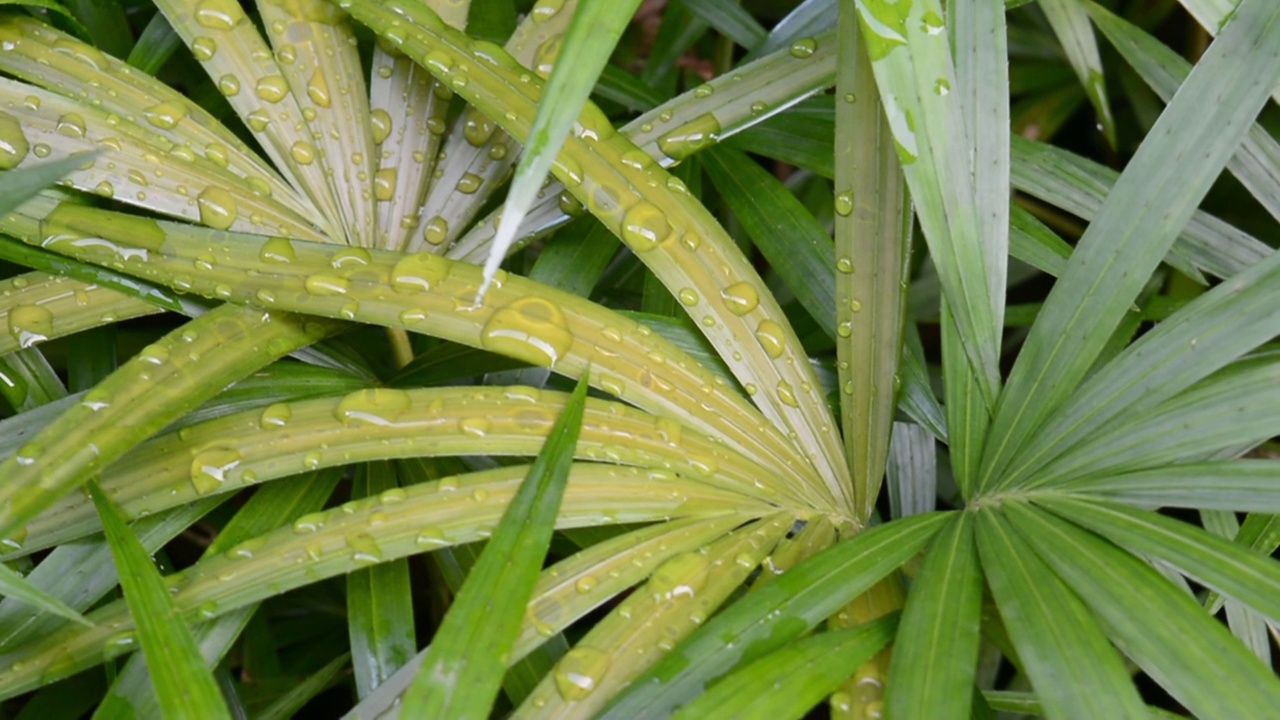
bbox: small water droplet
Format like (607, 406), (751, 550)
(621, 201), (671, 252)
(143, 101), (187, 129)
(194, 0), (245, 30)
(0, 112), (31, 170)
(370, 108), (392, 144)
(776, 380), (799, 407)
(790, 37), (817, 58)
(391, 252), (449, 292)
(259, 402), (292, 429)
(255, 74), (289, 103)
(656, 113), (720, 161)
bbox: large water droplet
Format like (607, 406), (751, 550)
(370, 108), (392, 145)
(456, 172), (482, 194)
(620, 201), (670, 252)
(656, 113), (720, 161)
(307, 69), (331, 107)
(55, 113), (86, 138)
(479, 297), (574, 367)
(649, 552), (709, 601)
(391, 252), (449, 292)
(191, 36), (217, 61)
(259, 236), (296, 264)
(374, 168), (397, 201)
(334, 388), (412, 427)
(754, 319), (785, 358)
(259, 402), (292, 429)
(720, 281), (759, 315)
(0, 112), (31, 170)
(255, 75), (289, 103)
(7, 304), (53, 348)
(190, 444), (242, 494)
(194, 0), (245, 30)
(776, 380), (799, 407)
(834, 190), (854, 217)
(553, 646), (611, 702)
(422, 216), (449, 246)
(196, 187), (237, 230)
(143, 101), (187, 129)
(346, 532), (383, 564)
(462, 109), (496, 146)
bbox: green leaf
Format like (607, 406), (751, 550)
(885, 513), (981, 720)
(886, 422), (937, 518)
(598, 511), (950, 719)
(702, 146), (836, 338)
(0, 152), (98, 216)
(348, 462), (417, 698)
(1039, 498), (1280, 627)
(255, 652), (351, 720)
(87, 482), (230, 720)
(1060, 460), (1280, 512)
(683, 0), (768, 50)
(854, 0), (1005, 406)
(0, 560), (92, 630)
(669, 616), (898, 720)
(1085, 1), (1280, 222)
(980, 0), (1280, 492)
(480, 0), (643, 294)
(126, 11), (182, 75)
(399, 374), (590, 718)
(1038, 0), (1115, 147)
(974, 506), (1148, 720)
(834, 5), (912, 518)
(1005, 501), (1280, 719)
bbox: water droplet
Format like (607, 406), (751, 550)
(293, 512), (325, 533)
(194, 0), (245, 30)
(553, 646), (611, 701)
(934, 77), (950, 96)
(694, 83), (714, 98)
(346, 533), (383, 564)
(370, 108), (392, 144)
(531, 0), (565, 23)
(255, 75), (289, 103)
(776, 380), (799, 407)
(94, 181), (114, 198)
(719, 281), (759, 315)
(416, 526), (448, 548)
(0, 112), (31, 170)
(836, 256), (855, 273)
(835, 190), (854, 216)
(837, 320), (853, 338)
(391, 252), (449, 292)
(307, 69), (331, 107)
(302, 451), (322, 470)
(373, 168), (397, 201)
(331, 247), (371, 268)
(754, 319), (785, 358)
(143, 101), (187, 129)
(334, 388), (412, 427)
(790, 37), (817, 58)
(480, 297), (574, 367)
(921, 10), (946, 36)
(196, 187), (237, 230)
(656, 113), (720, 161)
(621, 201), (671, 252)
(219, 74), (242, 97)
(457, 172), (482, 194)
(650, 552), (709, 601)
(259, 236), (296, 263)
(7, 304), (53, 348)
(191, 36), (217, 61)
(259, 402), (292, 429)
(423, 216), (449, 246)
(460, 417), (491, 437)
(190, 444), (242, 494)
(750, 100), (768, 115)
(463, 109), (496, 146)
(55, 113), (86, 138)
(851, 298), (863, 313)
(677, 288), (698, 306)
(205, 143), (229, 168)
(291, 141), (316, 165)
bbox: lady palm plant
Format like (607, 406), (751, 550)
(0, 0), (1276, 717)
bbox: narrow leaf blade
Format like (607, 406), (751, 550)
(399, 374), (590, 718)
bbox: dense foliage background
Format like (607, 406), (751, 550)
(0, 0), (1276, 717)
